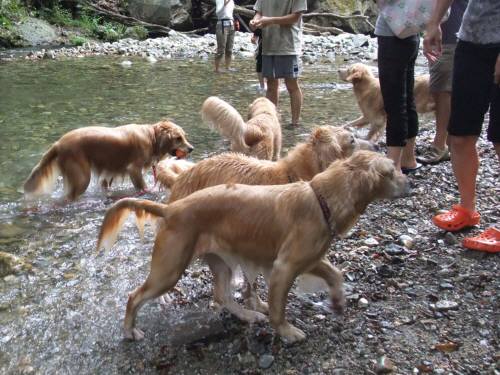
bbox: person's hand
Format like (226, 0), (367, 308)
(251, 34), (257, 44)
(423, 23), (443, 63)
(495, 54), (500, 85)
(251, 16), (271, 29)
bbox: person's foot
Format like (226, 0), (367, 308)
(462, 227), (500, 253)
(433, 205), (481, 232)
(417, 146), (450, 165)
(401, 162), (422, 175)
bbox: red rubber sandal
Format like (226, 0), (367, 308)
(433, 205), (480, 232)
(462, 227), (500, 253)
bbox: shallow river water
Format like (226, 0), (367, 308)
(0, 55), (429, 374)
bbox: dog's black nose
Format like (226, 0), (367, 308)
(188, 146), (194, 153)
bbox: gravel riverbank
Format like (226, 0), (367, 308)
(0, 31), (376, 63)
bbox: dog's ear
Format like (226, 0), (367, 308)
(312, 127), (343, 170)
(369, 156), (396, 179)
(154, 122), (174, 154)
(346, 70), (362, 82)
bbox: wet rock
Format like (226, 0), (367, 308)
(399, 235), (414, 249)
(434, 342), (460, 353)
(238, 352), (254, 365)
(168, 311), (225, 345)
(375, 355), (395, 374)
(0, 251), (30, 277)
(439, 282), (454, 290)
(358, 298), (369, 308)
(364, 237), (379, 247)
(434, 300), (459, 311)
(259, 354), (275, 369)
(385, 244), (406, 256)
(444, 232), (459, 245)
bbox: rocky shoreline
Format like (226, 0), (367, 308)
(0, 31), (376, 62)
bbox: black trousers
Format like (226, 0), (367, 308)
(377, 35), (420, 147)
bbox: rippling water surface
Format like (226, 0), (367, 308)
(0, 55), (378, 373)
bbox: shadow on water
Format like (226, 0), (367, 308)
(0, 55), (376, 373)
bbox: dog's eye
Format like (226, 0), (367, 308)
(176, 136), (182, 141)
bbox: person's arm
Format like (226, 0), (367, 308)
(250, 12), (302, 29)
(495, 54), (500, 85)
(423, 0), (454, 62)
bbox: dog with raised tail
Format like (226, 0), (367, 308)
(96, 151), (409, 343)
(23, 120), (193, 201)
(201, 96), (281, 161)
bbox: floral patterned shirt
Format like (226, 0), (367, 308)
(458, 0), (500, 45)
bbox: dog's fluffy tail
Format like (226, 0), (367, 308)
(23, 146), (60, 198)
(201, 96), (248, 151)
(96, 198), (167, 252)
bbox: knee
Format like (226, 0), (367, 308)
(448, 135), (476, 149)
(285, 79), (300, 93)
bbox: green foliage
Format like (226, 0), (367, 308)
(40, 4), (74, 26)
(0, 0), (28, 29)
(127, 25), (148, 40)
(69, 34), (87, 46)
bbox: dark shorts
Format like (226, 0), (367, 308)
(448, 40), (500, 142)
(256, 43), (262, 73)
(261, 55), (300, 79)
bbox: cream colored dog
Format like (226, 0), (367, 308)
(339, 63), (435, 141)
(155, 126), (359, 307)
(201, 96), (282, 160)
(155, 158), (195, 190)
(97, 151), (409, 343)
(167, 126), (358, 202)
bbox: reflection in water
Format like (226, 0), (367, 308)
(0, 56), (363, 373)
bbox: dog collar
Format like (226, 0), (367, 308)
(313, 189), (336, 239)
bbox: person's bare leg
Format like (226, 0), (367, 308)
(449, 135), (479, 211)
(387, 146), (403, 171)
(225, 55), (232, 70)
(285, 78), (303, 126)
(266, 78), (279, 107)
(401, 137), (417, 168)
(258, 72), (266, 90)
(494, 143), (500, 160)
(432, 92), (451, 150)
(214, 57), (222, 73)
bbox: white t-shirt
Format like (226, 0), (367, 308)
(216, 0), (234, 21)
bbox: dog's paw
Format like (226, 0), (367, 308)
(277, 323), (306, 344)
(331, 291), (346, 315)
(124, 327), (145, 341)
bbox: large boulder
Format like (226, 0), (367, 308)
(305, 0), (378, 34)
(14, 17), (59, 46)
(128, 0), (193, 31)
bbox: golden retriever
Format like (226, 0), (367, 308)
(167, 126), (358, 202)
(155, 157), (195, 190)
(152, 125), (360, 307)
(23, 121), (193, 201)
(201, 96), (281, 160)
(338, 63), (435, 141)
(97, 151), (409, 343)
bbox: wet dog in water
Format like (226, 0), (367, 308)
(97, 151), (409, 343)
(201, 96), (282, 160)
(23, 121), (193, 201)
